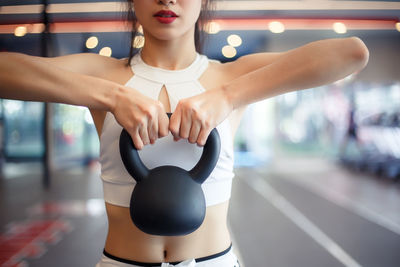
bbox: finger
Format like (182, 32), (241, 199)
(169, 110), (182, 141)
(197, 127), (212, 147)
(158, 112), (169, 138)
(148, 116), (158, 144)
(188, 120), (201, 144)
(130, 129), (144, 150)
(138, 123), (150, 147)
(179, 111), (191, 140)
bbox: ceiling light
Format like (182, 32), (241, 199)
(333, 22), (347, 34)
(14, 26), (27, 37)
(269, 21), (285, 33)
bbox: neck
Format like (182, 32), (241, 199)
(140, 32), (197, 70)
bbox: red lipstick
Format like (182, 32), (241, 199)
(154, 10), (178, 24)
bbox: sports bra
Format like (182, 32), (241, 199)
(99, 52), (235, 207)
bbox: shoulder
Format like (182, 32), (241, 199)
(201, 52), (284, 85)
(41, 53), (128, 78)
(200, 52), (280, 87)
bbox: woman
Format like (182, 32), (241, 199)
(0, 0), (369, 266)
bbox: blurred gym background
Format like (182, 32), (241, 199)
(0, 1), (399, 267)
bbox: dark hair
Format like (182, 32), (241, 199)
(124, 1), (213, 66)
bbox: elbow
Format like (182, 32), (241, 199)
(347, 37), (369, 70)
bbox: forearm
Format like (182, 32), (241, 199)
(225, 37), (369, 109)
(0, 52), (117, 111)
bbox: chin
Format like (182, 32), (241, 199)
(149, 30), (185, 42)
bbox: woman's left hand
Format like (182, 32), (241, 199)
(169, 87), (233, 146)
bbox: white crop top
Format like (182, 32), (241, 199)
(99, 52), (235, 207)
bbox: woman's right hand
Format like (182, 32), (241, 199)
(111, 86), (169, 150)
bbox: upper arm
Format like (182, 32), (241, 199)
(224, 52), (284, 78)
(227, 37), (369, 78)
(39, 53), (121, 77)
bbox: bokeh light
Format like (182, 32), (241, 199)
(133, 36), (145, 49)
(333, 22), (347, 34)
(222, 45), (237, 58)
(227, 34), (242, 47)
(269, 21), (285, 34)
(14, 26), (27, 37)
(86, 36), (98, 49)
(99, 47), (112, 57)
(205, 21), (221, 34)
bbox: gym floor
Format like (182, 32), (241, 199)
(1, 155), (399, 267)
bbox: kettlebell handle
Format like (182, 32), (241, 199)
(119, 114), (221, 184)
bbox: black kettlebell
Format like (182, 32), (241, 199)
(119, 116), (221, 236)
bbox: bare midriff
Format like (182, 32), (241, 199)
(104, 200), (231, 263)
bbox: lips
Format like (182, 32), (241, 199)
(154, 10), (178, 24)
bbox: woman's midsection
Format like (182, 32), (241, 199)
(104, 201), (231, 263)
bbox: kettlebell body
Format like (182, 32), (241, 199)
(130, 166), (205, 236)
(119, 120), (221, 236)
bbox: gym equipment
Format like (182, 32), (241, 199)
(344, 111), (400, 180)
(119, 119), (221, 236)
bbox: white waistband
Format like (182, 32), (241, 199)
(97, 244), (238, 267)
